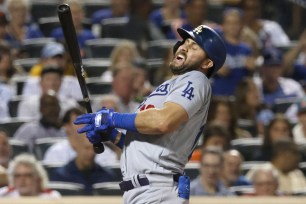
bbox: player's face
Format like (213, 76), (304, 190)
(170, 38), (207, 75)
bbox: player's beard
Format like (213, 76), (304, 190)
(169, 56), (205, 75)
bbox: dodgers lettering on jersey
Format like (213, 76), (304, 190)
(120, 71), (211, 180)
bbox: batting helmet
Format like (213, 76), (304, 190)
(173, 25), (226, 76)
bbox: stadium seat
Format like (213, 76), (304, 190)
(47, 181), (85, 196)
(100, 17), (129, 38)
(230, 138), (263, 161)
(229, 185), (254, 196)
(299, 162), (306, 177)
(272, 97), (297, 113)
(83, 0), (110, 19)
(241, 161), (265, 175)
(42, 162), (65, 178)
(7, 96), (26, 117)
(84, 38), (124, 58)
(9, 139), (29, 158)
(13, 58), (39, 73)
(21, 38), (56, 58)
(38, 17), (61, 37)
(147, 40), (176, 60)
(34, 137), (66, 161)
(92, 182), (123, 196)
(103, 163), (122, 182)
(237, 119), (258, 137)
(185, 162), (200, 180)
(30, 0), (59, 23)
(86, 77), (112, 95)
(0, 117), (30, 137)
(82, 58), (110, 77)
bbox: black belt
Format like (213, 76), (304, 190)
(119, 174), (181, 192)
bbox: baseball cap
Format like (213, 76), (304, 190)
(262, 48), (283, 67)
(41, 42), (65, 59)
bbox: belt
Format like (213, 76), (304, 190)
(119, 174), (181, 192)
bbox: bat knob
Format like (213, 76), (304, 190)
(57, 4), (70, 13)
(93, 143), (105, 154)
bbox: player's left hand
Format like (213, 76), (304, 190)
(74, 107), (114, 134)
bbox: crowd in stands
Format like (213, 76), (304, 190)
(0, 0), (306, 198)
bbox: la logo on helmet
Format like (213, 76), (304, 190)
(193, 25), (204, 34)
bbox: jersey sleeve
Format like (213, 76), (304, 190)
(165, 71), (211, 118)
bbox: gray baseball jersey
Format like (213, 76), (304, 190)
(121, 70), (211, 180)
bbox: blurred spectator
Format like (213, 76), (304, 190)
(212, 8), (256, 96)
(18, 66), (79, 119)
(247, 140), (306, 195)
(50, 127), (116, 195)
(166, 0), (217, 39)
(251, 167), (279, 196)
(127, 0), (165, 55)
(111, 63), (139, 113)
(92, 94), (120, 112)
(23, 43), (82, 100)
(282, 29), (306, 82)
(221, 150), (251, 188)
(207, 97), (252, 140)
(190, 123), (230, 162)
(4, 0), (43, 55)
(149, 0), (186, 36)
(234, 77), (273, 137)
(43, 108), (119, 167)
(132, 58), (154, 103)
(51, 0), (95, 55)
(292, 98), (306, 144)
(14, 93), (67, 152)
(0, 129), (11, 186)
(153, 47), (173, 86)
(253, 47), (304, 109)
(29, 42), (74, 77)
(0, 42), (16, 119)
(101, 40), (140, 82)
(240, 0), (290, 52)
(0, 153), (61, 197)
(253, 114), (293, 161)
(0, 11), (8, 42)
(190, 147), (233, 196)
(91, 0), (130, 24)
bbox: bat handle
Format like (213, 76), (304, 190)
(93, 143), (105, 154)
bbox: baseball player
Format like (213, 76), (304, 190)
(74, 25), (226, 203)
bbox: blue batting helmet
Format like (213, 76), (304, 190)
(173, 25), (226, 77)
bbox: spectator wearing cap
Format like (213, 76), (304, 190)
(22, 42), (83, 100)
(14, 93), (67, 152)
(29, 42), (74, 77)
(51, 0), (95, 56)
(17, 66), (79, 120)
(253, 48), (304, 109)
(292, 98), (306, 144)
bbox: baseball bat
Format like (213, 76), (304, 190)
(57, 4), (104, 154)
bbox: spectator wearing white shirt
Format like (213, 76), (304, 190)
(43, 108), (119, 166)
(0, 153), (61, 198)
(292, 98), (306, 144)
(17, 66), (79, 120)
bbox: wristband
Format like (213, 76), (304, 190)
(110, 129), (125, 149)
(111, 113), (138, 132)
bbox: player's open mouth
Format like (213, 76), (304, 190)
(174, 54), (186, 65)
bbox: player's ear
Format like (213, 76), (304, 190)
(200, 59), (214, 70)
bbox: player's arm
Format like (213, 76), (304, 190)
(134, 102), (188, 134)
(75, 102), (189, 136)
